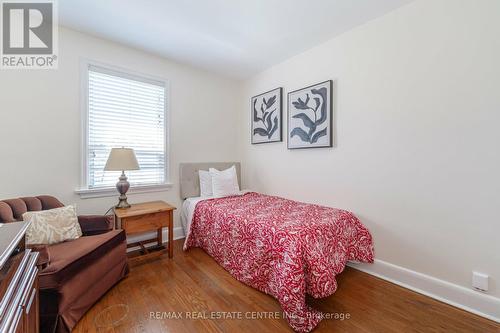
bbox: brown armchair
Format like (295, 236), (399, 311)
(0, 196), (129, 333)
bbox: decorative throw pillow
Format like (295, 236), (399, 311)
(23, 205), (83, 245)
(209, 165), (240, 197)
(199, 170), (213, 197)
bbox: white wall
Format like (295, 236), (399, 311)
(239, 0), (500, 304)
(0, 27), (240, 229)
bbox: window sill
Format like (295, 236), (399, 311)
(75, 183), (173, 199)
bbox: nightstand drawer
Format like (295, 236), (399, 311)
(122, 211), (170, 234)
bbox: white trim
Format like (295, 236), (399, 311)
(126, 226), (185, 253)
(80, 59), (89, 190)
(348, 259), (500, 323)
(79, 58), (171, 191)
(75, 183), (173, 199)
(88, 63), (166, 87)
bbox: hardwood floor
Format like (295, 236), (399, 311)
(74, 239), (500, 333)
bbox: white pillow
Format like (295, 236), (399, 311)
(23, 205), (83, 245)
(209, 165), (240, 197)
(198, 170), (213, 197)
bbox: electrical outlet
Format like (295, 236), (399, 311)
(472, 272), (489, 292)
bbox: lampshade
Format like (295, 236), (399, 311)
(104, 148), (140, 171)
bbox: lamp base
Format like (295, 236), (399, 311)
(115, 171), (131, 209)
(115, 197), (131, 209)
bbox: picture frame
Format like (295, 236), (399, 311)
(251, 87), (283, 144)
(287, 80), (333, 149)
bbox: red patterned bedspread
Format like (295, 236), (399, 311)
(184, 192), (374, 332)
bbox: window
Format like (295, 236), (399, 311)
(81, 63), (168, 193)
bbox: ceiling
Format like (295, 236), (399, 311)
(60, 0), (414, 79)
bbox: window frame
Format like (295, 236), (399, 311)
(77, 59), (172, 198)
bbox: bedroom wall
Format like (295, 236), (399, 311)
(0, 27), (240, 231)
(239, 0), (500, 307)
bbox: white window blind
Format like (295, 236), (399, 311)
(86, 65), (167, 189)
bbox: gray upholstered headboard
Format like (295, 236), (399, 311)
(179, 162), (241, 199)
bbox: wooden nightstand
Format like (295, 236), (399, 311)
(114, 201), (176, 260)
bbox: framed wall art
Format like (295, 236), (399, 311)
(287, 80), (333, 149)
(251, 87), (282, 144)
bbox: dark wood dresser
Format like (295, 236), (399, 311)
(0, 222), (39, 333)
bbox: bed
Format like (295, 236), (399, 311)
(180, 162), (374, 332)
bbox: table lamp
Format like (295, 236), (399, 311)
(104, 148), (140, 209)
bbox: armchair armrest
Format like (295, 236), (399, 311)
(78, 215), (114, 236)
(26, 244), (50, 270)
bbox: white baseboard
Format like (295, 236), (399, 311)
(126, 226), (185, 252)
(348, 260), (500, 323)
